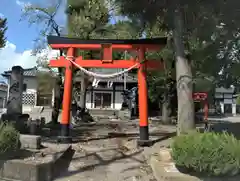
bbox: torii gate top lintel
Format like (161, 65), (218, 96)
(47, 35), (167, 50)
(48, 36), (167, 69)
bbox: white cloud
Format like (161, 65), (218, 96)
(0, 42), (37, 73)
(0, 13), (4, 18)
(0, 42), (60, 75)
(16, 0), (31, 8)
(16, 0), (25, 7)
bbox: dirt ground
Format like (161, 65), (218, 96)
(52, 118), (176, 181)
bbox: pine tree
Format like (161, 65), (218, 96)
(0, 18), (7, 48)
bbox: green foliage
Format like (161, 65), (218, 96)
(67, 0), (110, 39)
(144, 18), (175, 103)
(115, 0), (240, 90)
(21, 0), (64, 55)
(171, 131), (240, 176)
(236, 95), (240, 105)
(0, 123), (20, 154)
(37, 71), (56, 94)
(104, 20), (143, 39)
(0, 17), (7, 48)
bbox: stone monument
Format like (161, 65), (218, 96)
(1, 66), (29, 132)
(128, 87), (139, 119)
(7, 66), (23, 115)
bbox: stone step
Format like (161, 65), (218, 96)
(88, 109), (119, 116)
(27, 108), (120, 123)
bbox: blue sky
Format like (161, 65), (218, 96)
(1, 0), (38, 52)
(0, 0), (121, 81)
(0, 0), (66, 52)
(0, 0), (67, 78)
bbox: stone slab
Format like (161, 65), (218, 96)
(150, 154), (240, 181)
(0, 144), (72, 181)
(20, 134), (41, 149)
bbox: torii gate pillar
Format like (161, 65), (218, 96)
(59, 47), (74, 142)
(137, 48), (150, 146)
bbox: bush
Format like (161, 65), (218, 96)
(0, 123), (20, 154)
(171, 131), (240, 176)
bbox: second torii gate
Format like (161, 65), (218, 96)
(193, 92), (209, 129)
(48, 36), (167, 146)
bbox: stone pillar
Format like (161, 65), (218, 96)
(6, 66), (23, 115)
(220, 102), (224, 114)
(232, 104), (236, 116)
(51, 88), (55, 107)
(3, 97), (6, 108)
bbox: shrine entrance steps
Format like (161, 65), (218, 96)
(88, 109), (119, 117)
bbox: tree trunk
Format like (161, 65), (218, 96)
(162, 98), (171, 124)
(80, 77), (88, 109)
(173, 9), (195, 135)
(158, 102), (162, 116)
(79, 51), (91, 110)
(51, 76), (63, 124)
(170, 81), (178, 119)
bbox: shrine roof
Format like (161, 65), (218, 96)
(1, 67), (38, 77)
(47, 35), (167, 45)
(215, 87), (234, 94)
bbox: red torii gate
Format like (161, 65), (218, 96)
(47, 36), (167, 146)
(193, 92), (209, 129)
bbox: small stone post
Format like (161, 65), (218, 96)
(6, 66), (23, 115)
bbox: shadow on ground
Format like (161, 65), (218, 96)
(44, 128), (175, 179)
(41, 120), (176, 144)
(37, 118), (177, 180)
(51, 130), (175, 179)
(53, 145), (153, 180)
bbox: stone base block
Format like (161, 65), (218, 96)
(1, 160), (52, 181)
(137, 139), (154, 147)
(20, 134), (41, 149)
(0, 145), (72, 181)
(57, 136), (72, 144)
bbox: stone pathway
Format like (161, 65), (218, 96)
(53, 119), (175, 181)
(55, 143), (155, 181)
